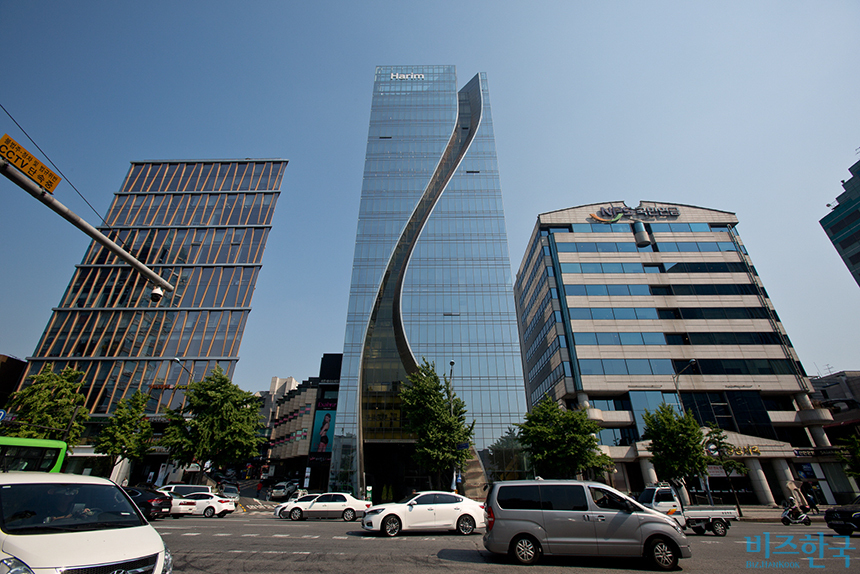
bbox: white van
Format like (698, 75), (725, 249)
(0, 472), (172, 573)
(482, 480), (691, 569)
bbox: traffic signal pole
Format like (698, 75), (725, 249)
(1, 157), (175, 293)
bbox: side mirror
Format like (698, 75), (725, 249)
(624, 500), (637, 513)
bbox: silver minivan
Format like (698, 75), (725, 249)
(482, 480), (691, 569)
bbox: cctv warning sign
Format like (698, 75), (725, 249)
(1, 134), (61, 193)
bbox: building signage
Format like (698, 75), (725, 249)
(591, 204), (680, 223)
(390, 73), (424, 80)
(1, 134), (62, 193)
(793, 447), (849, 457)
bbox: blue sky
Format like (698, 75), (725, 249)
(1, 1), (858, 393)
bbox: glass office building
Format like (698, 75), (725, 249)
(24, 159), (287, 416)
(331, 66), (526, 498)
(820, 159), (860, 287)
(514, 202), (839, 505)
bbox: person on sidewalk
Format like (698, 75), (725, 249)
(256, 481), (263, 499)
(805, 492), (820, 514)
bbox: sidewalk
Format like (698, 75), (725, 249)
(735, 505), (828, 523)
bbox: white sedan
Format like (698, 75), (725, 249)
(274, 493), (319, 520)
(183, 492), (236, 518)
(164, 491), (196, 518)
(362, 491), (485, 536)
(278, 492), (370, 521)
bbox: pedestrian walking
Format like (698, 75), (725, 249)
(805, 492), (820, 514)
(256, 481), (263, 499)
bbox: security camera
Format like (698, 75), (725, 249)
(150, 287), (164, 303)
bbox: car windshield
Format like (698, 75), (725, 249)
(297, 495), (318, 502)
(398, 494), (419, 504)
(0, 482), (145, 534)
(223, 485), (239, 494)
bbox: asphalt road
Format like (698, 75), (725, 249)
(155, 514), (857, 573)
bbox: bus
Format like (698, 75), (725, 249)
(0, 437), (67, 473)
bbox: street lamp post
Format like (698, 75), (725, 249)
(448, 360), (456, 492)
(173, 358), (195, 384)
(672, 359), (696, 414)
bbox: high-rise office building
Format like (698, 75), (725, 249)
(820, 159), (860, 287)
(514, 202), (846, 505)
(24, 159), (287, 418)
(331, 66), (526, 498)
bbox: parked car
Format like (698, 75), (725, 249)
(275, 494), (319, 519)
(482, 480), (691, 570)
(123, 487), (172, 520)
(158, 484), (213, 497)
(270, 481), (299, 500)
(279, 492), (369, 521)
(362, 491), (485, 536)
(220, 483), (241, 501)
(638, 483), (738, 536)
(183, 491), (236, 518)
(824, 495), (860, 536)
(164, 491), (197, 518)
(0, 472), (172, 573)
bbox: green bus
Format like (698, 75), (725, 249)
(0, 437), (67, 473)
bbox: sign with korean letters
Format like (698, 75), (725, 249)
(1, 134), (61, 193)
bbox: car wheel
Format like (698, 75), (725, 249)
(646, 536), (679, 571)
(710, 520), (728, 537)
(290, 508), (303, 521)
(833, 527), (854, 536)
(382, 515), (401, 537)
(510, 535), (541, 566)
(691, 526), (705, 535)
(279, 508), (290, 519)
(203, 506), (215, 518)
(456, 514), (476, 535)
(342, 508), (356, 522)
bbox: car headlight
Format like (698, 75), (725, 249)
(365, 508), (384, 517)
(670, 521), (685, 536)
(162, 547), (173, 574)
(0, 558), (35, 574)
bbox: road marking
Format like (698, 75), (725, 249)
(182, 532), (202, 536)
(272, 534), (291, 537)
(333, 536), (348, 539)
(214, 533), (232, 536)
(242, 533), (259, 537)
(301, 535), (320, 539)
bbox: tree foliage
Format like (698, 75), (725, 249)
(704, 425), (749, 478)
(836, 435), (860, 479)
(487, 426), (529, 481)
(2, 365), (90, 447)
(516, 395), (613, 479)
(642, 403), (708, 484)
(94, 390), (153, 468)
(400, 359), (475, 490)
(159, 366), (264, 469)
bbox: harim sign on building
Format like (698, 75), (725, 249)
(390, 73), (425, 80)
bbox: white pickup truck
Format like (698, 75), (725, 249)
(638, 484), (739, 536)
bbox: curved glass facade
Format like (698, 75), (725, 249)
(331, 66), (526, 497)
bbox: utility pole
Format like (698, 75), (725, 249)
(0, 153), (174, 294)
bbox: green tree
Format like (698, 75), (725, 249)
(642, 404), (709, 495)
(2, 364), (90, 447)
(704, 424), (749, 515)
(400, 359), (475, 490)
(516, 395), (613, 479)
(159, 366), (264, 470)
(94, 390), (153, 471)
(835, 435), (860, 479)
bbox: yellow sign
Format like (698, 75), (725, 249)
(1, 134), (61, 193)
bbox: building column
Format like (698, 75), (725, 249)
(808, 426), (832, 447)
(771, 458), (796, 505)
(745, 458), (776, 506)
(639, 457), (658, 485)
(576, 391), (590, 409)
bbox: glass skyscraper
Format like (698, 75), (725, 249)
(331, 66), (526, 498)
(24, 159), (286, 416)
(820, 159), (860, 287)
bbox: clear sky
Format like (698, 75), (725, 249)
(1, 1), (858, 393)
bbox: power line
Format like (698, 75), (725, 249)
(0, 101), (111, 229)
